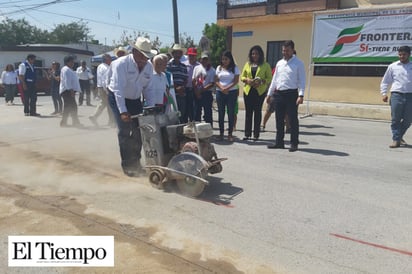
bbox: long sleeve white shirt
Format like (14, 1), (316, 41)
(143, 71), (168, 106)
(380, 61), (412, 96)
(59, 66), (81, 94)
(267, 55), (306, 97)
(76, 66), (93, 80)
(107, 54), (153, 114)
(1, 70), (18, 85)
(96, 63), (110, 88)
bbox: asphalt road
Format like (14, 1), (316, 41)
(0, 95), (411, 273)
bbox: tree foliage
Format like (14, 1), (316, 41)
(0, 18), (92, 46)
(202, 23), (227, 67)
(49, 21), (91, 44)
(0, 18), (49, 46)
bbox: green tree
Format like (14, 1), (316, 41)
(179, 32), (195, 49)
(114, 31), (162, 50)
(49, 21), (91, 44)
(202, 23), (227, 67)
(0, 18), (49, 46)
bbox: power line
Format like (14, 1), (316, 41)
(1, 1), (174, 40)
(32, 9), (174, 39)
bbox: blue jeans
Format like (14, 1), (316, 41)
(390, 92), (412, 141)
(108, 92), (143, 171)
(216, 89), (238, 136)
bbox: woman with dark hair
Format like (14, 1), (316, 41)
(48, 61), (62, 115)
(241, 45), (272, 141)
(214, 50), (240, 142)
(1, 64), (18, 105)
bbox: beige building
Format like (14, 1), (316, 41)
(217, 0), (412, 118)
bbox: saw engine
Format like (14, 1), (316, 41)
(138, 107), (226, 197)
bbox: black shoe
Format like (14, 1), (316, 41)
(267, 144), (285, 149)
(289, 144), (298, 152)
(243, 136), (250, 141)
(123, 167), (143, 177)
(253, 136), (259, 141)
(30, 113), (41, 116)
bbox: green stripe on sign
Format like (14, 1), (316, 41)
(312, 57), (399, 63)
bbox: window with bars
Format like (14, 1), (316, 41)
(267, 40), (285, 69)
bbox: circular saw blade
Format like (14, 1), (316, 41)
(167, 152), (208, 197)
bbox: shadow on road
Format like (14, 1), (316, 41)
(298, 147), (349, 156)
(198, 176), (244, 207)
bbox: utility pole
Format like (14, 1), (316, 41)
(172, 0), (179, 44)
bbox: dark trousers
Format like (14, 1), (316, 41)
(108, 91), (143, 171)
(23, 82), (37, 114)
(4, 84), (16, 103)
(194, 90), (213, 126)
(51, 89), (63, 113)
(176, 87), (194, 123)
(244, 88), (266, 138)
(61, 90), (80, 125)
(79, 79), (91, 105)
(216, 89), (238, 136)
(274, 90), (299, 146)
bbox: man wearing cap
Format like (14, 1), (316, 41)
(76, 60), (94, 106)
(183, 47), (200, 122)
(167, 44), (188, 123)
(107, 37), (156, 177)
(18, 54), (39, 116)
(192, 51), (215, 126)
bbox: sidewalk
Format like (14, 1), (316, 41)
(237, 98), (391, 120)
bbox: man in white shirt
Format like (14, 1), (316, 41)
(76, 60), (93, 106)
(267, 40), (306, 152)
(107, 37), (156, 177)
(192, 51), (215, 126)
(143, 54), (168, 109)
(59, 55), (83, 127)
(380, 45), (412, 148)
(89, 54), (114, 127)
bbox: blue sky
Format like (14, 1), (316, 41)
(1, 0), (217, 47)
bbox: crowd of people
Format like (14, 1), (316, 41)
(2, 39), (410, 176)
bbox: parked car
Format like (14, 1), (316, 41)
(0, 67), (51, 97)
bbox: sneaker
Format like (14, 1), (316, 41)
(24, 113), (30, 116)
(400, 139), (407, 146)
(227, 135), (234, 142)
(260, 126), (265, 132)
(243, 136), (250, 141)
(389, 141), (400, 148)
